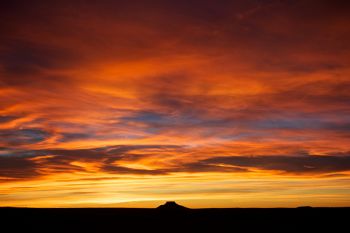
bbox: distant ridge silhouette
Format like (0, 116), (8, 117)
(156, 201), (189, 211)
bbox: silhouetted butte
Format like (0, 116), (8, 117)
(156, 201), (189, 211)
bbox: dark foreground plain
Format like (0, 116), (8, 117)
(1, 206), (349, 232)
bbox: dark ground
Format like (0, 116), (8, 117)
(0, 207), (349, 232)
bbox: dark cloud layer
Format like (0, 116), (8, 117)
(0, 145), (181, 179)
(1, 144), (350, 180)
(201, 155), (350, 174)
(0, 156), (38, 178)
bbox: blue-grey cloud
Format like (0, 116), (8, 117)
(0, 128), (51, 145)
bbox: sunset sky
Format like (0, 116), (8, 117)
(1, 0), (350, 208)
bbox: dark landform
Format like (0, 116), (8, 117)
(1, 202), (348, 232)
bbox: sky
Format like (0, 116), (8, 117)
(1, 0), (350, 208)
